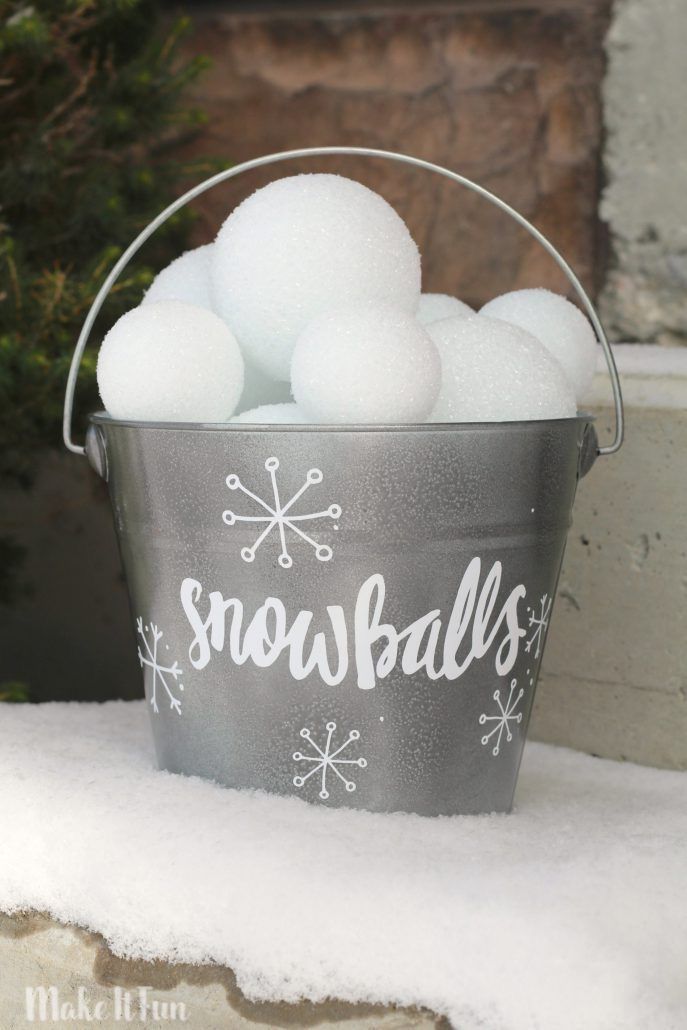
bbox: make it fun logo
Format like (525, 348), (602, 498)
(25, 985), (187, 1023)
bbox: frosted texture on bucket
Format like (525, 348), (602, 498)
(211, 174), (422, 381)
(91, 416), (590, 815)
(429, 314), (577, 422)
(292, 302), (441, 424)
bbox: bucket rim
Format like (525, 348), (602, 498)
(89, 411), (595, 435)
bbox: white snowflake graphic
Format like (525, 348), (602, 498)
(136, 618), (183, 715)
(525, 593), (553, 659)
(293, 721), (367, 800)
(222, 457), (341, 569)
(479, 678), (524, 756)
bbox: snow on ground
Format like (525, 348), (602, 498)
(0, 701), (685, 1030)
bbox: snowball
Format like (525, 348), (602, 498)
(429, 314), (576, 423)
(97, 301), (244, 422)
(416, 293), (473, 325)
(480, 288), (598, 400)
(211, 174), (422, 381)
(142, 244), (215, 311)
(291, 302), (441, 424)
(232, 403), (310, 425)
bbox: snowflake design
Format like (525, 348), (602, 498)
(525, 593), (553, 659)
(293, 721), (367, 800)
(222, 457), (341, 569)
(136, 618), (183, 715)
(479, 678), (524, 756)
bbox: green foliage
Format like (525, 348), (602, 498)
(0, 0), (212, 484)
(0, 680), (30, 702)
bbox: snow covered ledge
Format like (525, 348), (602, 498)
(1, 701), (686, 1029)
(531, 344), (687, 769)
(0, 914), (442, 1029)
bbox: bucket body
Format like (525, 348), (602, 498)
(90, 415), (592, 816)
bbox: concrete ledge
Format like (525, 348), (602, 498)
(0, 913), (444, 1030)
(531, 347), (686, 768)
(586, 343), (687, 408)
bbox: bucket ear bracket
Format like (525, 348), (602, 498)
(85, 424), (108, 482)
(578, 422), (599, 479)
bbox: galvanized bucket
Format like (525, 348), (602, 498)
(64, 147), (624, 816)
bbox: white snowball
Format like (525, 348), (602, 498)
(416, 293), (473, 325)
(291, 302), (441, 425)
(428, 314), (577, 423)
(211, 174), (421, 381)
(97, 301), (244, 422)
(142, 244), (215, 311)
(480, 288), (597, 400)
(231, 403), (310, 425)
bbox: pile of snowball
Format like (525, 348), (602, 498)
(97, 174), (598, 426)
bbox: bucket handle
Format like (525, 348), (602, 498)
(63, 146), (624, 457)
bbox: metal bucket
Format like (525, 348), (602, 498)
(64, 148), (624, 816)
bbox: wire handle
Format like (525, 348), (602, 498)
(63, 146), (624, 456)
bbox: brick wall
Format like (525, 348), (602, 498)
(177, 1), (611, 304)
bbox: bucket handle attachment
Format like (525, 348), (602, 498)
(63, 146), (624, 457)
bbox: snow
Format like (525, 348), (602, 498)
(0, 701), (685, 1030)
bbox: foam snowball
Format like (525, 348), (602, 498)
(211, 174), (422, 381)
(480, 288), (597, 400)
(429, 314), (577, 423)
(97, 301), (244, 422)
(292, 302), (441, 425)
(232, 403), (309, 425)
(416, 293), (473, 325)
(142, 244), (215, 311)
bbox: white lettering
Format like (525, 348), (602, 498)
(180, 559), (527, 691)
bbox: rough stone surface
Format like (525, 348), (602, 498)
(600, 0), (687, 344)
(176, 2), (610, 304)
(531, 398), (687, 769)
(0, 913), (444, 1030)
